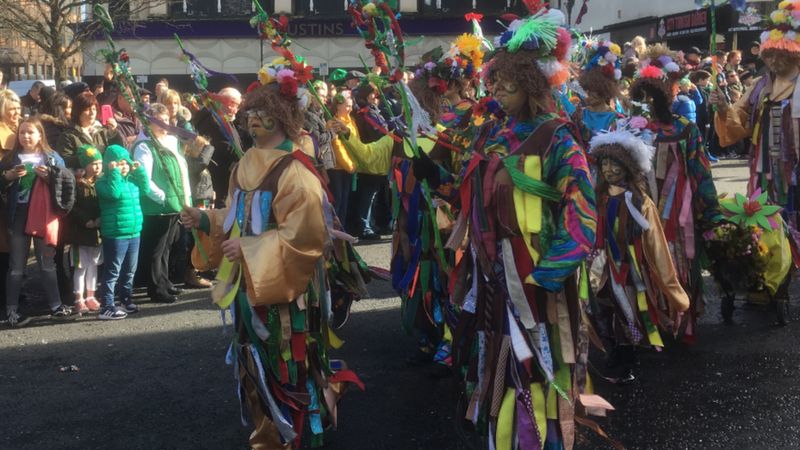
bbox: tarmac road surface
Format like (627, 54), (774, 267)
(3, 160), (800, 449)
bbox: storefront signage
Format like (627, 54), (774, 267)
(658, 9), (709, 39)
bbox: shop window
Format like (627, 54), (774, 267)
(293, 0), (346, 16)
(418, 0), (511, 15)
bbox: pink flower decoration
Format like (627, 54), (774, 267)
(276, 69), (295, 82)
(628, 116), (648, 129)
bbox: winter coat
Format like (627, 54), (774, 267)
(56, 123), (121, 169)
(48, 165), (76, 214)
(65, 178), (100, 246)
(672, 89), (703, 124)
(38, 114), (70, 151)
(0, 151), (67, 226)
(185, 143), (215, 204)
(112, 109), (142, 145)
(133, 135), (191, 216)
(96, 145), (150, 239)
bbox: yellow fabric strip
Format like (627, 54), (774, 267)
(531, 383), (547, 448)
(546, 386), (558, 420)
(212, 221), (242, 309)
(513, 155), (543, 265)
(328, 328), (345, 349)
(628, 244), (664, 348)
(495, 388), (516, 450)
(638, 291), (664, 347)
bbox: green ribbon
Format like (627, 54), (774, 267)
(502, 156), (562, 203)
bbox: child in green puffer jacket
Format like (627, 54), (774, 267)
(95, 144), (150, 320)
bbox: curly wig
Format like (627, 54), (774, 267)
(578, 68), (620, 104)
(629, 77), (674, 125)
(242, 83), (305, 142)
(484, 49), (551, 119)
(408, 76), (444, 124)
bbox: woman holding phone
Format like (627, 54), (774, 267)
(55, 92), (122, 169)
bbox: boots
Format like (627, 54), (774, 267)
(185, 267), (212, 289)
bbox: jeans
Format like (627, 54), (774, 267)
(138, 214), (179, 296)
(328, 169), (353, 227)
(99, 236), (140, 309)
(354, 174), (380, 235)
(6, 204), (61, 313)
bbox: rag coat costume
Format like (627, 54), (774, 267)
(647, 114), (721, 340)
(193, 141), (360, 449)
(452, 112), (599, 449)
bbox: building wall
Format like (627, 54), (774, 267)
(559, 0), (698, 32)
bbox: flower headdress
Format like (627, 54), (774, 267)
(493, 7), (572, 86)
(761, 0), (800, 53)
(636, 44), (684, 81)
(577, 38), (622, 80)
(251, 1), (313, 106)
(414, 15), (491, 94)
(589, 124), (656, 175)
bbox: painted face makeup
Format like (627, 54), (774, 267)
(601, 157), (627, 186)
(492, 77), (527, 116)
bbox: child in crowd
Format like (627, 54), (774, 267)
(95, 144), (149, 320)
(68, 144), (103, 313)
(2, 117), (71, 327)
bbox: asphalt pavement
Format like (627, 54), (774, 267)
(3, 159), (800, 450)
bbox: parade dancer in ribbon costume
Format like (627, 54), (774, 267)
(449, 6), (616, 449)
(713, 0), (800, 245)
(589, 125), (690, 383)
(181, 62), (362, 449)
(572, 38), (625, 145)
(629, 44), (722, 344)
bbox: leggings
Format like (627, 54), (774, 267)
(72, 245), (102, 296)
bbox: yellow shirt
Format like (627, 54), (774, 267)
(331, 115), (357, 173)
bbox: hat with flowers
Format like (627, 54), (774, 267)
(414, 15), (491, 95)
(576, 38), (623, 80)
(761, 0), (800, 53)
(493, 3), (572, 86)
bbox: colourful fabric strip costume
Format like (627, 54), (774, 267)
(451, 112), (600, 449)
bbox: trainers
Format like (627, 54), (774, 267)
(50, 305), (75, 321)
(122, 302), (139, 314)
(7, 311), (31, 328)
(74, 300), (89, 314)
(85, 298), (101, 312)
(98, 307), (127, 321)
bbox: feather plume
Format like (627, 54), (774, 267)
(590, 127), (656, 174)
(506, 13), (560, 54)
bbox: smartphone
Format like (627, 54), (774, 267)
(13, 164), (25, 171)
(100, 104), (114, 126)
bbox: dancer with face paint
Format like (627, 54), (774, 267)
(181, 58), (363, 449)
(589, 125), (690, 383)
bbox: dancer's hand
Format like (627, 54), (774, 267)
(180, 207), (202, 229)
(222, 239), (242, 262)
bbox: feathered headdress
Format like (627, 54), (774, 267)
(636, 44), (685, 81)
(761, 1), (800, 53)
(577, 38), (623, 80)
(590, 125), (656, 175)
(494, 8), (572, 86)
